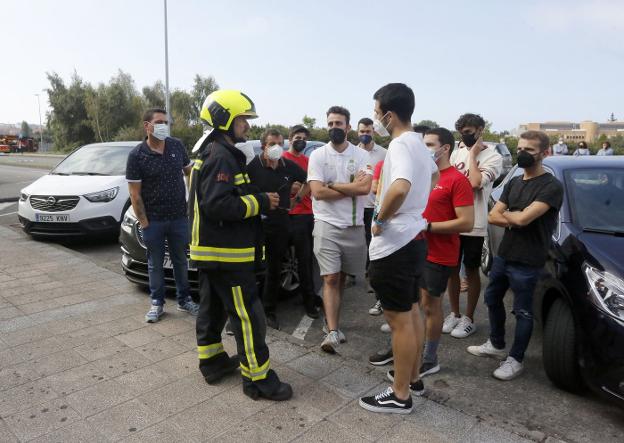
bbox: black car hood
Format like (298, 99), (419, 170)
(578, 232), (624, 276)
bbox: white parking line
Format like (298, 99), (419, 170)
(292, 315), (314, 341)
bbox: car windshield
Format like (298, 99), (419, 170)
(566, 168), (624, 233)
(52, 144), (134, 176)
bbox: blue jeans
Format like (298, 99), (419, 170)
(484, 256), (541, 362)
(142, 217), (191, 306)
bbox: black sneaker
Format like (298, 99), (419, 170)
(368, 348), (394, 366)
(359, 386), (412, 414)
(419, 361), (440, 377)
(266, 312), (280, 330)
(386, 370), (426, 396)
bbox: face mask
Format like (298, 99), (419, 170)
(328, 128), (346, 145)
(267, 144), (282, 161)
(517, 150), (537, 168)
(151, 123), (169, 140)
(292, 139), (306, 152)
(359, 134), (373, 145)
(428, 146), (445, 163)
(461, 132), (478, 148)
(373, 113), (390, 137)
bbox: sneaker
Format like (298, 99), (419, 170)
(450, 315), (476, 338)
(177, 299), (199, 316)
(321, 331), (340, 354)
(368, 348), (394, 366)
(493, 357), (524, 381)
(224, 320), (234, 336)
(368, 300), (383, 316)
(145, 305), (164, 323)
(419, 361), (441, 377)
(442, 313), (460, 334)
(359, 386), (412, 414)
(386, 370), (425, 396)
(380, 323), (391, 333)
(322, 323), (346, 343)
(466, 339), (507, 360)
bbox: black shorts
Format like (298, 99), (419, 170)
(419, 260), (452, 297)
(369, 238), (427, 312)
(459, 235), (484, 269)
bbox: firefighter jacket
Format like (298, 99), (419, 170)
(188, 136), (270, 271)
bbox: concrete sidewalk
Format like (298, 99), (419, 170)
(0, 225), (536, 443)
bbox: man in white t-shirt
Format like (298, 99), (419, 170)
(445, 113), (502, 339)
(308, 106), (372, 354)
(359, 83), (439, 415)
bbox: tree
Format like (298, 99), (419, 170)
(302, 115), (316, 129)
(190, 75), (219, 122)
(142, 81), (166, 109)
(20, 121), (32, 138)
(416, 119), (439, 129)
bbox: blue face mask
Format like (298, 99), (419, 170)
(359, 134), (373, 145)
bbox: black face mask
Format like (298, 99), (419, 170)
(329, 128), (346, 145)
(517, 150), (538, 168)
(292, 139), (306, 152)
(461, 132), (478, 148)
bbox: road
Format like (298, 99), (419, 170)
(0, 164), (49, 202)
(0, 165), (622, 442)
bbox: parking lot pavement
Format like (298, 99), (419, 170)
(0, 225), (622, 443)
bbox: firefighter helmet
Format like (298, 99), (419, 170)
(200, 90), (258, 131)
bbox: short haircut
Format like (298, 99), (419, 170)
(412, 124), (431, 135)
(426, 127), (456, 155)
(358, 117), (374, 127)
(373, 83), (415, 122)
(260, 128), (283, 147)
(520, 130), (550, 152)
(326, 106), (350, 125)
(143, 108), (167, 122)
(603, 141), (611, 148)
(455, 113), (486, 131)
(289, 124), (310, 139)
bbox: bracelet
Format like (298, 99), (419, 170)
(374, 218), (386, 227)
(427, 222), (432, 232)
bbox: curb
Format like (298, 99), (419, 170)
(0, 197), (18, 203)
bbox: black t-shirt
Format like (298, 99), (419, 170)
(247, 155), (307, 229)
(126, 137), (191, 221)
(497, 172), (564, 267)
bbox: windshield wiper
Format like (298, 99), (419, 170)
(70, 172), (108, 176)
(582, 227), (624, 236)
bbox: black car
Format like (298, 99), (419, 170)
(482, 156), (624, 406)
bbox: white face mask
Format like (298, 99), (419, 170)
(428, 147), (445, 163)
(267, 144), (282, 161)
(373, 112), (390, 137)
(151, 123), (169, 140)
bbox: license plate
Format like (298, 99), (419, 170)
(163, 255), (196, 271)
(35, 213), (70, 222)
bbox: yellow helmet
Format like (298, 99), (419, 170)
(200, 90), (258, 131)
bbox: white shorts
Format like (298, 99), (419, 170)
(313, 220), (366, 277)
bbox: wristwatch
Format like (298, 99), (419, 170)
(373, 218), (386, 227)
(427, 222), (432, 232)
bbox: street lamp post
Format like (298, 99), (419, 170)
(163, 0), (171, 126)
(35, 93), (43, 151)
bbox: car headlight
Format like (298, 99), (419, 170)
(19, 192), (29, 202)
(584, 264), (624, 321)
(121, 210), (136, 234)
(83, 187), (119, 203)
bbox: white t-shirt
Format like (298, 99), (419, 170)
(308, 142), (372, 229)
(450, 144), (502, 237)
(358, 143), (387, 208)
(369, 132), (437, 261)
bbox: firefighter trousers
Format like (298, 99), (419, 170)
(196, 269), (278, 389)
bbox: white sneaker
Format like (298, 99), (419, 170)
(321, 331), (340, 354)
(450, 315), (476, 338)
(466, 339), (507, 360)
(368, 300), (383, 316)
(493, 357), (524, 380)
(322, 324), (346, 343)
(380, 323), (391, 333)
(442, 313), (460, 334)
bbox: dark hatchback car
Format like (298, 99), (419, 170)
(120, 140), (324, 293)
(482, 156), (624, 406)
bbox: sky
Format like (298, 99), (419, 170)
(2, 0), (623, 132)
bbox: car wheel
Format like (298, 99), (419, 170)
(280, 246), (300, 293)
(481, 237), (492, 276)
(542, 298), (584, 393)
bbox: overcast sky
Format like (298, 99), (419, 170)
(2, 0), (623, 132)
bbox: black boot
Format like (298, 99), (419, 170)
(199, 354), (239, 384)
(242, 370), (293, 401)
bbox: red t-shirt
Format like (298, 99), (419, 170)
(423, 166), (474, 266)
(373, 160), (384, 180)
(282, 151), (313, 215)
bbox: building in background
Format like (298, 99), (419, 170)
(516, 120), (624, 142)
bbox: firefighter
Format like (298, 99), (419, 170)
(189, 89), (293, 401)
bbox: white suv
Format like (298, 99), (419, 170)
(18, 141), (139, 238)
